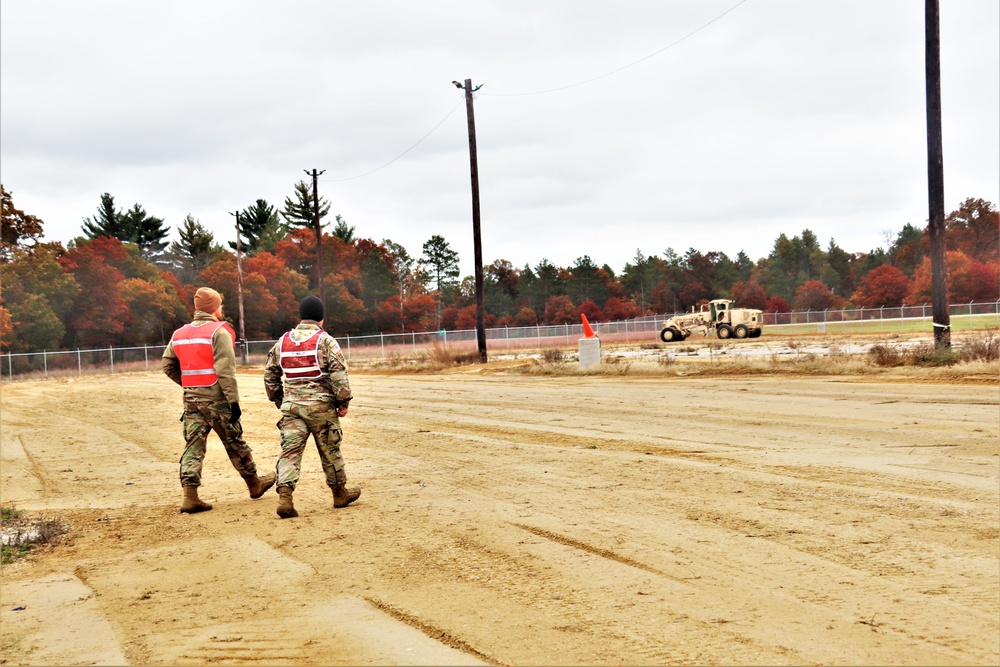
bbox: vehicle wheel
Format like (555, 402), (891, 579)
(717, 324), (732, 339)
(749, 329), (762, 338)
(734, 324), (749, 339)
(660, 327), (679, 342)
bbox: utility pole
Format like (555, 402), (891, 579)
(925, 0), (950, 349)
(455, 78), (487, 363)
(305, 168), (326, 307)
(229, 210), (248, 364)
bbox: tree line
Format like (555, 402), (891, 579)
(1, 181), (997, 353)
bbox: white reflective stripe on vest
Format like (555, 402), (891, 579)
(173, 338), (215, 346)
(280, 350), (316, 358)
(181, 368), (216, 375)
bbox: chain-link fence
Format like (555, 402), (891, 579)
(3, 301), (997, 380)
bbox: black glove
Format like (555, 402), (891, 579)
(229, 402), (242, 424)
(274, 391), (283, 409)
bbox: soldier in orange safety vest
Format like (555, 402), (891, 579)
(162, 287), (275, 513)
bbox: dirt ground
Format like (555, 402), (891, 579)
(1, 366), (998, 666)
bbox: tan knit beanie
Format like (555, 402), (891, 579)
(193, 287), (223, 314)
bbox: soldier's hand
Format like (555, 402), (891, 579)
(274, 399), (283, 409)
(228, 402), (242, 424)
(337, 405), (349, 418)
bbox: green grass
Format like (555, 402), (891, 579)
(766, 313), (998, 336)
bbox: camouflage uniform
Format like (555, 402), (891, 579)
(263, 322), (353, 490)
(162, 311), (260, 487)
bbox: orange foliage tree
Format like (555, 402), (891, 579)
(908, 251), (1000, 304)
(850, 265), (912, 308)
(198, 256), (279, 339)
(542, 295), (577, 325)
(730, 281), (769, 310)
(792, 280), (840, 311)
(58, 238), (130, 347)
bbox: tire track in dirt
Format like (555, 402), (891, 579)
(356, 378), (999, 662)
(510, 522), (698, 586)
(363, 597), (501, 666)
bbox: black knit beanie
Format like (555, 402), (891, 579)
(299, 296), (325, 322)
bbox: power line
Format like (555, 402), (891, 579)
(321, 100), (464, 183)
(316, 2), (747, 182)
(481, 0), (750, 97)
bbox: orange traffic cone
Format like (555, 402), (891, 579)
(581, 313), (596, 338)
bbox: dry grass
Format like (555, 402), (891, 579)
(1, 504), (69, 565)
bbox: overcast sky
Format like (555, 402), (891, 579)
(2, 0), (997, 278)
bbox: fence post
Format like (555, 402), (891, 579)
(43, 350), (48, 378)
(144, 344), (149, 369)
(109, 347), (114, 373)
(78, 349), (82, 376)
(380, 332), (384, 357)
(412, 331), (416, 353)
(7, 352), (11, 380)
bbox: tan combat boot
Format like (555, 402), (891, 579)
(276, 486), (298, 519)
(244, 472), (276, 499)
(333, 483), (361, 508)
(180, 486), (212, 514)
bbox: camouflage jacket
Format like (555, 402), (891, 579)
(161, 311), (240, 403)
(263, 321), (352, 407)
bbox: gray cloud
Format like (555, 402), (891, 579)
(2, 0), (996, 278)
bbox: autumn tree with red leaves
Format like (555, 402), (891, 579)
(58, 238), (131, 347)
(792, 280), (840, 311)
(850, 265), (912, 308)
(542, 295), (577, 325)
(730, 281), (769, 310)
(908, 251), (1000, 304)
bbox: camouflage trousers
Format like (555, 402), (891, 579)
(275, 402), (347, 490)
(179, 399), (258, 487)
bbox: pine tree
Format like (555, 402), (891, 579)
(169, 215), (220, 279)
(121, 203), (170, 258)
(231, 199), (286, 254)
(281, 180), (330, 228)
(82, 193), (124, 240)
(421, 235), (460, 293)
(332, 215), (356, 243)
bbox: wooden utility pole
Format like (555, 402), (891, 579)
(229, 210), (248, 364)
(925, 0), (950, 348)
(459, 78), (488, 363)
(305, 168), (326, 306)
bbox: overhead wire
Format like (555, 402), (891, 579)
(321, 100), (464, 182)
(481, 0), (749, 97)
(319, 0), (748, 182)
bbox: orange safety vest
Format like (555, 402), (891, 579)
(278, 329), (327, 380)
(171, 321), (235, 387)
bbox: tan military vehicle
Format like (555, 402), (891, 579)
(659, 299), (764, 342)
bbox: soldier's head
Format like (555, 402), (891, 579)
(194, 287), (224, 318)
(299, 295), (325, 325)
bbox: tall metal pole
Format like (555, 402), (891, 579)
(925, 0), (950, 348)
(305, 168), (326, 307)
(461, 78), (487, 363)
(230, 211), (248, 364)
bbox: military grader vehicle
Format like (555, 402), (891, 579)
(659, 299), (763, 342)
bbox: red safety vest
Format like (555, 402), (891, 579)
(171, 321), (235, 387)
(279, 329), (327, 380)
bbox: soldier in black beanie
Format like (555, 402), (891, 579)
(298, 295), (325, 322)
(262, 295), (361, 518)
